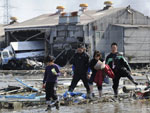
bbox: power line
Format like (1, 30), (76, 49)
(3, 0), (11, 24)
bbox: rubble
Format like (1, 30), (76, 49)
(0, 68), (150, 110)
(1, 58), (44, 70)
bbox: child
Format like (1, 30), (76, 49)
(43, 55), (60, 111)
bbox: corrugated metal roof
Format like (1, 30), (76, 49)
(5, 14), (59, 30)
(113, 24), (150, 28)
(78, 8), (125, 25)
(5, 7), (125, 30)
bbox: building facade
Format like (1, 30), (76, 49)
(4, 5), (150, 66)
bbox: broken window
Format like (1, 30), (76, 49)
(2, 52), (9, 58)
(53, 37), (56, 41)
(10, 30), (44, 41)
(77, 37), (83, 42)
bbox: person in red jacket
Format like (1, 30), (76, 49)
(89, 51), (104, 98)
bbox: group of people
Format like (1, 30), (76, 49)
(42, 42), (138, 110)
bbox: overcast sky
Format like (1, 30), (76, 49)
(0, 0), (150, 24)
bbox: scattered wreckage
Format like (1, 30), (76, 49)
(122, 74), (150, 99)
(0, 41), (44, 70)
(0, 68), (150, 110)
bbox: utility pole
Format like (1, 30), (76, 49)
(3, 0), (10, 24)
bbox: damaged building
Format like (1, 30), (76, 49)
(4, 1), (150, 66)
(0, 25), (5, 49)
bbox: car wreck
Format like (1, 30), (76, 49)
(0, 41), (44, 69)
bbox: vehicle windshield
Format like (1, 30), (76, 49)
(2, 52), (9, 58)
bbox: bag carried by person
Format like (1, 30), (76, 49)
(104, 64), (115, 79)
(94, 60), (105, 70)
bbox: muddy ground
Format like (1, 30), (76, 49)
(0, 69), (150, 113)
(1, 101), (150, 113)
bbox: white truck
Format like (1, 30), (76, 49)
(0, 41), (45, 69)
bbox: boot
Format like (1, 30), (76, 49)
(45, 105), (51, 111)
(55, 101), (60, 110)
(132, 80), (138, 85)
(98, 90), (102, 98)
(114, 90), (118, 98)
(127, 74), (138, 85)
(89, 85), (94, 98)
(86, 90), (92, 99)
(92, 93), (95, 98)
(130, 78), (138, 85)
(68, 86), (73, 92)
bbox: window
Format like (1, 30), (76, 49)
(2, 52), (9, 58)
(77, 37), (83, 42)
(96, 32), (100, 39)
(9, 51), (13, 56)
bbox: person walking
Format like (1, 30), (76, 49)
(43, 56), (60, 111)
(106, 42), (138, 97)
(89, 51), (104, 98)
(68, 44), (90, 98)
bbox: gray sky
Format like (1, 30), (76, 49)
(0, 0), (150, 24)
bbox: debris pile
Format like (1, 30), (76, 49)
(1, 58), (44, 70)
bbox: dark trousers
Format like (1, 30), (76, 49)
(45, 82), (57, 101)
(112, 68), (135, 95)
(89, 73), (96, 85)
(69, 74), (90, 93)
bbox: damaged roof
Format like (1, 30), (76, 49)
(5, 7), (125, 31)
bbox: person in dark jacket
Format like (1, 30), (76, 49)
(68, 44), (90, 97)
(106, 42), (138, 97)
(43, 56), (60, 111)
(89, 51), (104, 98)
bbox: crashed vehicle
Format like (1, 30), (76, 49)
(123, 75), (150, 99)
(0, 41), (44, 69)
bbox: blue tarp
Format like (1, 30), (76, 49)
(63, 91), (86, 99)
(5, 93), (37, 99)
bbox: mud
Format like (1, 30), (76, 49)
(0, 70), (150, 113)
(1, 100), (150, 113)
